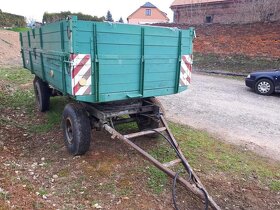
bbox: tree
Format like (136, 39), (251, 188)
(234, 0), (280, 23)
(105, 10), (114, 22)
(26, 17), (36, 28)
(42, 11), (105, 24)
(118, 17), (124, 23)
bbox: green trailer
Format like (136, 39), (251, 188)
(20, 17), (220, 209)
(20, 16), (194, 103)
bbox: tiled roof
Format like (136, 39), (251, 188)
(141, 2), (157, 8)
(171, 0), (225, 6)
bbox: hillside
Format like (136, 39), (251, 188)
(0, 30), (21, 67)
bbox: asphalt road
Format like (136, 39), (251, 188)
(160, 73), (280, 160)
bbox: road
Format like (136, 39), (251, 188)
(160, 73), (280, 160)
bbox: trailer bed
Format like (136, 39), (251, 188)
(20, 16), (195, 103)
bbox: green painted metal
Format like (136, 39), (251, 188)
(140, 27), (145, 97)
(20, 16), (195, 103)
(40, 53), (46, 81)
(61, 55), (66, 94)
(19, 33), (26, 68)
(28, 51), (34, 74)
(60, 22), (65, 52)
(39, 28), (43, 49)
(27, 31), (31, 47)
(175, 31), (182, 93)
(93, 23), (100, 102)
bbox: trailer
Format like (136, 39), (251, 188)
(20, 16), (220, 209)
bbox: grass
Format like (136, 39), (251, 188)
(0, 191), (9, 201)
(1, 67), (279, 198)
(30, 97), (69, 133)
(269, 180), (280, 191)
(0, 67), (68, 133)
(37, 188), (48, 196)
(194, 52), (280, 73)
(0, 68), (33, 85)
(7, 27), (30, 32)
(147, 166), (168, 194)
(0, 187), (10, 201)
(177, 124), (279, 187)
(146, 122), (280, 193)
(2, 90), (34, 110)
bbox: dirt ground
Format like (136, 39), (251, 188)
(0, 29), (279, 210)
(0, 75), (279, 210)
(0, 30), (21, 67)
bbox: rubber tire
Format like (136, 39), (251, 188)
(33, 77), (50, 112)
(255, 79), (274, 96)
(149, 97), (166, 116)
(62, 103), (91, 156)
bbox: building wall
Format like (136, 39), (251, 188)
(172, 1), (280, 24)
(128, 18), (168, 24)
(128, 8), (169, 24)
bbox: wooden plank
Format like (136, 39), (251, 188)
(124, 127), (166, 139)
(159, 115), (221, 210)
(103, 124), (221, 210)
(163, 159), (182, 168)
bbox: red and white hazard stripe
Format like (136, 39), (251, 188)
(70, 54), (92, 96)
(179, 55), (193, 87)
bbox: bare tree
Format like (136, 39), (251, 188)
(235, 0), (280, 23)
(174, 0), (280, 24)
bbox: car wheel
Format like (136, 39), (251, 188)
(255, 79), (274, 96)
(62, 103), (91, 156)
(33, 76), (50, 112)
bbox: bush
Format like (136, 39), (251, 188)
(0, 11), (26, 27)
(42, 11), (105, 24)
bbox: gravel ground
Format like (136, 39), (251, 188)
(160, 73), (280, 161)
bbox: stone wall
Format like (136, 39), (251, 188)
(172, 0), (280, 25)
(153, 21), (280, 59)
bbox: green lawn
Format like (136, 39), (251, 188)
(145, 122), (280, 194)
(7, 27), (30, 32)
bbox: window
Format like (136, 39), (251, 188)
(174, 11), (180, 22)
(145, 9), (152, 16)
(266, 13), (274, 21)
(205, 15), (213, 23)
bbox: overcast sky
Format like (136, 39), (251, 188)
(1, 0), (175, 23)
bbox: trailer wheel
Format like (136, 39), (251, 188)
(134, 98), (165, 137)
(33, 77), (50, 112)
(149, 97), (166, 116)
(62, 103), (91, 156)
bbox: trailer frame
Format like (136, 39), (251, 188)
(74, 98), (221, 210)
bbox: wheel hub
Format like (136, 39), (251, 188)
(65, 118), (74, 145)
(258, 81), (270, 93)
(35, 84), (40, 106)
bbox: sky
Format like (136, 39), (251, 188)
(1, 0), (175, 23)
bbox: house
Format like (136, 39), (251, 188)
(127, 2), (169, 24)
(170, 0), (280, 24)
